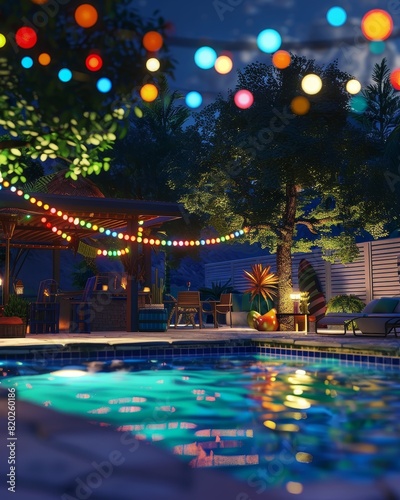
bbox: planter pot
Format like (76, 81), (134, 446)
(0, 321), (27, 338)
(139, 308), (168, 332)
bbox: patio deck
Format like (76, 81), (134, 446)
(0, 324), (399, 358)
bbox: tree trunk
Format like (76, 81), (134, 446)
(277, 184), (297, 330)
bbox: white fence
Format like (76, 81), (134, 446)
(204, 237), (400, 301)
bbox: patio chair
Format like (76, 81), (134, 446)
(203, 293), (233, 327)
(70, 276), (97, 333)
(174, 291), (203, 329)
(29, 279), (60, 334)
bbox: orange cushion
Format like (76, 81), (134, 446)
(0, 317), (23, 325)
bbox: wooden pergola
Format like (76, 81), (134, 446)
(0, 189), (183, 331)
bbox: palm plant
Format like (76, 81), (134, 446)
(198, 278), (234, 300)
(243, 264), (278, 312)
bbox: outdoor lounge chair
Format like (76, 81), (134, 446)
(316, 297), (400, 336)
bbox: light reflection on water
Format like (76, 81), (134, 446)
(1, 355), (400, 487)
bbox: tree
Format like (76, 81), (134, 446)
(92, 76), (206, 290)
(95, 75), (190, 201)
(350, 59), (400, 233)
(0, 1), (174, 183)
(353, 58), (400, 146)
(179, 56), (395, 321)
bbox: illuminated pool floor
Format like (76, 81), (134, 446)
(2, 354), (400, 492)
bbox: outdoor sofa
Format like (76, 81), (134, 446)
(316, 297), (400, 336)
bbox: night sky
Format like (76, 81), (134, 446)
(137, 0), (400, 107)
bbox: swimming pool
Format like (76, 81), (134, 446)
(1, 354), (400, 492)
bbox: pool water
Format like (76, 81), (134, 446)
(1, 355), (400, 489)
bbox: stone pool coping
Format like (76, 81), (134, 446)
(0, 327), (399, 363)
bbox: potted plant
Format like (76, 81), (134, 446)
(325, 294), (365, 331)
(326, 294), (365, 313)
(0, 294), (30, 338)
(243, 264), (279, 330)
(199, 279), (234, 301)
(199, 279), (236, 324)
(299, 291), (310, 314)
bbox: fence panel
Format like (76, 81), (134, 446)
(205, 237), (400, 300)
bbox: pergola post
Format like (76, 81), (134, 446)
(0, 214), (18, 305)
(52, 248), (61, 286)
(143, 243), (152, 289)
(126, 217), (139, 332)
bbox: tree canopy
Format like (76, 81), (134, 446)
(0, 0), (174, 182)
(178, 55), (397, 315)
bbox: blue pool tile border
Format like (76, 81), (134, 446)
(0, 341), (399, 369)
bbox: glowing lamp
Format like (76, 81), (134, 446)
(390, 69), (400, 90)
(346, 79), (361, 94)
(290, 291), (301, 313)
(97, 77), (112, 93)
(214, 55), (233, 74)
(14, 280), (24, 295)
(140, 83), (158, 102)
(85, 54), (103, 71)
(75, 4), (98, 28)
(326, 7), (347, 27)
(185, 91), (202, 108)
(146, 57), (160, 72)
(350, 95), (368, 114)
(143, 31), (163, 52)
(58, 68), (72, 82)
(0, 34), (7, 48)
(16, 27), (37, 49)
(301, 74), (322, 95)
(272, 50), (291, 69)
(290, 96), (310, 115)
(369, 41), (385, 54)
(38, 53), (51, 66)
(234, 89), (254, 109)
(257, 29), (281, 53)
(21, 57), (33, 69)
(361, 9), (393, 41)
(194, 46), (217, 69)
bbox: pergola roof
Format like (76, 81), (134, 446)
(0, 189), (183, 250)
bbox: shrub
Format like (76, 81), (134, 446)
(3, 294), (30, 320)
(326, 294), (365, 313)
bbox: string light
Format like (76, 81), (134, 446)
(1, 180), (248, 252)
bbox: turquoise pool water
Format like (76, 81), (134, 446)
(1, 355), (400, 489)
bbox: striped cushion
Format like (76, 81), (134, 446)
(298, 259), (326, 321)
